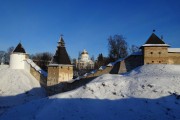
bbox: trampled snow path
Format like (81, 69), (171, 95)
(0, 65), (46, 114)
(1, 64), (180, 120)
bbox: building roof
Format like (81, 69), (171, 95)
(142, 44), (170, 47)
(140, 33), (170, 48)
(51, 36), (71, 65)
(81, 49), (88, 54)
(168, 48), (180, 53)
(13, 43), (26, 53)
(131, 51), (142, 56)
(145, 33), (165, 44)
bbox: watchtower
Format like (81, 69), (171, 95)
(47, 36), (73, 87)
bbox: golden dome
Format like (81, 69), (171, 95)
(81, 49), (88, 54)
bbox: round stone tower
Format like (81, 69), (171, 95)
(10, 43), (28, 69)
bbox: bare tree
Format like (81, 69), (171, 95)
(5, 46), (14, 64)
(0, 51), (6, 64)
(91, 55), (95, 61)
(32, 52), (53, 71)
(129, 45), (139, 54)
(108, 35), (128, 62)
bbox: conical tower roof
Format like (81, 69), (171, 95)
(145, 33), (165, 44)
(140, 33), (170, 48)
(13, 43), (26, 53)
(52, 36), (71, 64)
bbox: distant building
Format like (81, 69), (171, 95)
(85, 32), (180, 78)
(75, 49), (94, 70)
(47, 36), (73, 87)
(9, 42), (47, 87)
(8, 32), (180, 94)
(140, 33), (180, 64)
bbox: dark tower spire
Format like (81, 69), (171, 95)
(52, 35), (71, 64)
(58, 35), (65, 47)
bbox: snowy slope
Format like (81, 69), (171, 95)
(0, 65), (46, 114)
(1, 64), (180, 120)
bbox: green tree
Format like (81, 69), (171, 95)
(95, 53), (106, 69)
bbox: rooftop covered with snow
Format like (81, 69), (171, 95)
(168, 48), (180, 53)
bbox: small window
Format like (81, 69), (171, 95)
(152, 61), (154, 63)
(61, 66), (63, 69)
(159, 61), (161, 63)
(150, 52), (153, 54)
(159, 52), (161, 54)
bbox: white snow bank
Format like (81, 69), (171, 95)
(1, 64), (180, 120)
(26, 59), (47, 77)
(0, 65), (46, 114)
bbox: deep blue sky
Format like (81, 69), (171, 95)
(0, 0), (180, 59)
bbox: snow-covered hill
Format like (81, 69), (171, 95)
(1, 64), (180, 120)
(0, 65), (46, 114)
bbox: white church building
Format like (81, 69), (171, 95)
(75, 49), (94, 70)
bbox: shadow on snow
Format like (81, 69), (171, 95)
(0, 91), (180, 120)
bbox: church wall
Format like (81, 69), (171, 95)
(143, 47), (169, 64)
(119, 60), (127, 73)
(77, 61), (94, 70)
(47, 65), (73, 95)
(123, 55), (143, 72)
(47, 65), (73, 86)
(47, 66), (59, 86)
(168, 52), (180, 64)
(110, 55), (143, 74)
(24, 61), (47, 87)
(58, 66), (73, 82)
(86, 66), (113, 78)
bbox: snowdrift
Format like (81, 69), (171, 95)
(0, 65), (46, 114)
(1, 64), (180, 120)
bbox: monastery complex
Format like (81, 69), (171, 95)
(8, 32), (180, 94)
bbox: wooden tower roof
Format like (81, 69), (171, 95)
(140, 33), (170, 48)
(145, 33), (165, 44)
(51, 36), (71, 65)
